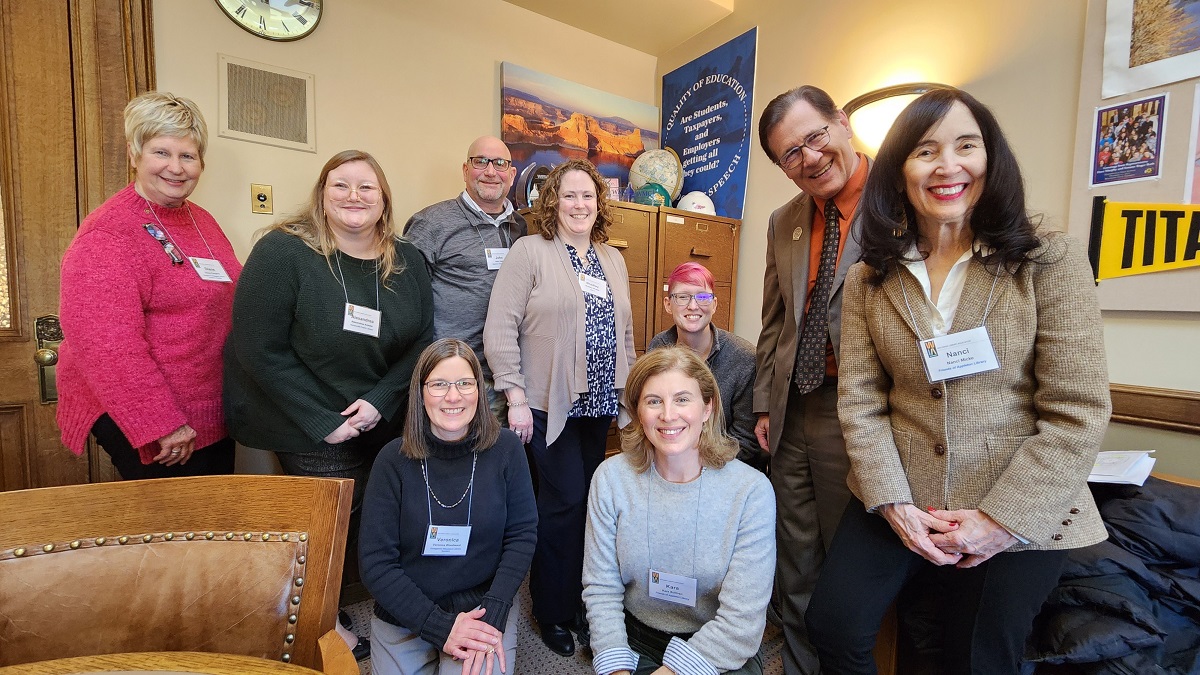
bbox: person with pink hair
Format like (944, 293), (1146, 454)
(647, 262), (767, 473)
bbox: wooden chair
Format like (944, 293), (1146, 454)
(0, 475), (357, 674)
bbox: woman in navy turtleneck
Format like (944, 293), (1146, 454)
(360, 338), (537, 675)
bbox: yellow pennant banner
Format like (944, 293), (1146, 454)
(1096, 201), (1200, 280)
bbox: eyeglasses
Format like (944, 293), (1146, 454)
(776, 126), (831, 170)
(424, 378), (478, 397)
(467, 156), (513, 171)
(326, 182), (381, 203)
(142, 223), (184, 265)
(668, 292), (715, 306)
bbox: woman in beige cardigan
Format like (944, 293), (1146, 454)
(806, 88), (1111, 674)
(483, 158), (636, 658)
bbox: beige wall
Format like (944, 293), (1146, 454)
(153, 0), (657, 471)
(658, 0), (1198, 477)
(155, 0), (1198, 476)
(152, 0), (658, 258)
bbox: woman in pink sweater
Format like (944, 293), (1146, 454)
(56, 91), (241, 479)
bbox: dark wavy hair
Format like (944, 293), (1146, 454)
(857, 87), (1042, 284)
(401, 338), (500, 459)
(530, 158), (612, 243)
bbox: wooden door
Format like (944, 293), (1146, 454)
(0, 1), (153, 491)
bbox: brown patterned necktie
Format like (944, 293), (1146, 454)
(793, 200), (840, 394)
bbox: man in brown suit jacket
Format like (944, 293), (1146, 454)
(754, 85), (870, 674)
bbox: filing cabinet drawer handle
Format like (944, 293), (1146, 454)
(690, 247), (713, 258)
(609, 238), (629, 249)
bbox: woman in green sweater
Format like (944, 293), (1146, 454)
(224, 149), (433, 658)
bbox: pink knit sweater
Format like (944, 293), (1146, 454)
(57, 184), (242, 463)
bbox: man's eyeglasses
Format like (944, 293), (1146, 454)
(669, 292), (715, 307)
(776, 126), (831, 170)
(468, 156), (513, 171)
(424, 378), (478, 397)
(326, 182), (381, 203)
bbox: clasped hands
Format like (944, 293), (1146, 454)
(445, 608), (507, 675)
(323, 399), (381, 444)
(879, 503), (1017, 569)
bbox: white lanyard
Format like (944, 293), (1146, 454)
(899, 267), (1002, 383)
(334, 252), (383, 337)
(145, 199), (230, 282)
(897, 265), (1001, 341)
(333, 253), (381, 311)
(145, 199), (219, 261)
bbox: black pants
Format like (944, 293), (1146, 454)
(92, 414), (235, 480)
(275, 419), (398, 588)
(527, 410), (611, 625)
(806, 498), (1067, 675)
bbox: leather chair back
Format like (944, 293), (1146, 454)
(0, 475), (352, 670)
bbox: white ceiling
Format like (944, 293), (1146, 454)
(501, 0), (734, 56)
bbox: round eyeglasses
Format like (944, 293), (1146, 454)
(668, 292), (715, 306)
(423, 378), (478, 397)
(326, 182), (380, 203)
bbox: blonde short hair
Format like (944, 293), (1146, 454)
(124, 91), (208, 164)
(620, 346), (737, 473)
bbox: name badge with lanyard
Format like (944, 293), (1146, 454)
(335, 254), (382, 338)
(144, 201), (231, 283)
(421, 452), (477, 557)
(646, 464), (702, 607)
(479, 221), (512, 271)
(900, 270), (1001, 383)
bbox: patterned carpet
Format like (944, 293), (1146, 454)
(341, 578), (785, 674)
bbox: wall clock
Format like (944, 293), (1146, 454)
(215, 0), (322, 42)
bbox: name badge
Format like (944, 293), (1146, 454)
(485, 247), (509, 271)
(918, 326), (999, 382)
(648, 568), (697, 607)
(578, 273), (608, 298)
(189, 257), (232, 282)
(343, 303), (381, 338)
(422, 524), (471, 556)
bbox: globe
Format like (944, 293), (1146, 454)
(628, 148), (684, 202)
(632, 183), (672, 207)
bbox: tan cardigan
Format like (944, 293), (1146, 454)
(837, 233), (1110, 550)
(483, 234), (636, 445)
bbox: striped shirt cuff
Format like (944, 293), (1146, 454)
(663, 636), (719, 675)
(593, 646), (639, 675)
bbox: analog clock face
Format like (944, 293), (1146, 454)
(215, 0), (322, 42)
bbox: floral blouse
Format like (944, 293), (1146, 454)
(565, 243), (619, 418)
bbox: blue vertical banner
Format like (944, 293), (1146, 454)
(661, 28), (757, 219)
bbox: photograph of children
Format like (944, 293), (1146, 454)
(1091, 93), (1167, 187)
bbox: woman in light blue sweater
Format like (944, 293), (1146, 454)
(583, 346), (776, 675)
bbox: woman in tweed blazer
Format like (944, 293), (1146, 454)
(483, 159), (636, 657)
(806, 88), (1111, 674)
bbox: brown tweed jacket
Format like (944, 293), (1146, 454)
(837, 233), (1110, 550)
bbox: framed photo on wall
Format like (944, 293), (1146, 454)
(1090, 93), (1167, 187)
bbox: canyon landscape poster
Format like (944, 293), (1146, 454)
(501, 62), (659, 206)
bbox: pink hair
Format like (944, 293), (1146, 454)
(666, 262), (715, 291)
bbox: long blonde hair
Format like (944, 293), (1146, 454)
(264, 149), (404, 283)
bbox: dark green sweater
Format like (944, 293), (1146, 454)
(224, 230), (433, 452)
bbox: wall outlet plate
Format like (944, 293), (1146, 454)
(251, 183), (273, 215)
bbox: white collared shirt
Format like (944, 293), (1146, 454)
(899, 242), (991, 337)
